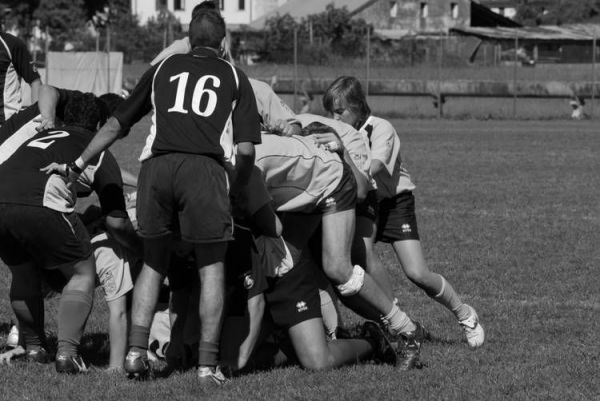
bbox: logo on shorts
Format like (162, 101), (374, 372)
(367, 205), (375, 215)
(296, 301), (308, 312)
(324, 197), (336, 208)
(243, 273), (255, 289)
(401, 224), (412, 233)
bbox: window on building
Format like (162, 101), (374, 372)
(156, 0), (167, 11)
(451, 2), (458, 19)
(390, 1), (398, 18)
(239, 0), (245, 10)
(499, 7), (505, 16)
(420, 2), (428, 18)
(174, 0), (184, 11)
(419, 2), (428, 30)
(219, 0), (224, 11)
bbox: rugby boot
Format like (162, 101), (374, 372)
(395, 322), (426, 371)
(55, 353), (88, 374)
(26, 347), (49, 364)
(6, 325), (19, 348)
(361, 320), (397, 366)
(459, 305), (485, 348)
(124, 348), (150, 379)
(197, 365), (229, 386)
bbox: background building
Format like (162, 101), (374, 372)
(131, 0), (288, 29)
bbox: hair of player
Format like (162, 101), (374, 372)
(63, 92), (103, 132)
(192, 0), (219, 19)
(97, 93), (125, 124)
(188, 7), (226, 50)
(322, 76), (371, 123)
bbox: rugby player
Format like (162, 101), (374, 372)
(45, 8), (261, 383)
(0, 90), (135, 372)
(323, 76), (485, 348)
(0, 31), (41, 125)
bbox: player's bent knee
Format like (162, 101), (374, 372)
(336, 265), (365, 296)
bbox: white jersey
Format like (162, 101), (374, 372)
(360, 116), (415, 198)
(254, 133), (343, 212)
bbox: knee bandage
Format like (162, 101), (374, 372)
(336, 265), (365, 296)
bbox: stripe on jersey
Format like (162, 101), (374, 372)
(0, 113), (40, 164)
(220, 60), (239, 165)
(139, 56), (171, 162)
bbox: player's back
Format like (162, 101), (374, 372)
(255, 134), (343, 212)
(148, 51), (241, 160)
(0, 126), (95, 210)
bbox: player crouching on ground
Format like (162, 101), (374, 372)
(0, 88), (138, 373)
(148, 168), (397, 373)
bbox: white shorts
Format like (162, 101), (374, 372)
(92, 232), (137, 302)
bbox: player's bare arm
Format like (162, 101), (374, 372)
(235, 294), (265, 370)
(231, 141), (256, 195)
(35, 84), (60, 131)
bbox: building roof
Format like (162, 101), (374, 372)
(451, 23), (600, 42)
(248, 0), (376, 30)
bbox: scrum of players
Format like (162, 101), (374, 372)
(0, 1), (484, 383)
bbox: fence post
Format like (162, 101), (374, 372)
(366, 26), (370, 98)
(106, 24), (111, 93)
(293, 28), (298, 112)
(437, 35), (443, 118)
(512, 31), (518, 119)
(592, 36), (596, 119)
(44, 26), (49, 84)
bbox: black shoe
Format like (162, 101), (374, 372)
(55, 353), (88, 374)
(26, 347), (49, 364)
(197, 366), (229, 386)
(395, 322), (426, 371)
(124, 349), (150, 379)
(361, 321), (397, 366)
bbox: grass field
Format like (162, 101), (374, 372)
(1, 119), (599, 400)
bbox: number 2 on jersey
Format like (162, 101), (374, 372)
(27, 131), (70, 150)
(168, 72), (221, 117)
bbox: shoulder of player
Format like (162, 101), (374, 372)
(368, 116), (396, 136)
(0, 32), (25, 52)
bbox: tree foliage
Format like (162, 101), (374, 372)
(516, 0), (600, 26)
(260, 3), (371, 63)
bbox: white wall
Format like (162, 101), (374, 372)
(132, 0), (286, 27)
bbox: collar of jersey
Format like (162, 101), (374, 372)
(190, 46), (220, 58)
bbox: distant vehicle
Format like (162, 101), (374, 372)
(500, 47), (536, 67)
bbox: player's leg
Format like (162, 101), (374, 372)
(177, 154), (233, 385)
(125, 155), (177, 377)
(392, 239), (484, 348)
(125, 238), (172, 376)
(55, 254), (95, 373)
(288, 318), (373, 370)
(385, 192), (483, 348)
(7, 261), (47, 361)
(195, 242), (228, 384)
(353, 213), (395, 300)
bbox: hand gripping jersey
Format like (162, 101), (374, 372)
(296, 113), (372, 182)
(0, 33), (40, 125)
(116, 48), (261, 163)
(359, 116), (415, 198)
(0, 104), (126, 216)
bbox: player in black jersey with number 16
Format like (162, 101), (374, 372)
(43, 7), (261, 384)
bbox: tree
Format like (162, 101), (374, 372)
(516, 0), (600, 25)
(33, 0), (88, 50)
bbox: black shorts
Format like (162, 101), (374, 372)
(376, 191), (420, 243)
(316, 161), (357, 216)
(264, 253), (321, 329)
(0, 204), (91, 269)
(137, 153), (233, 243)
(356, 190), (378, 221)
